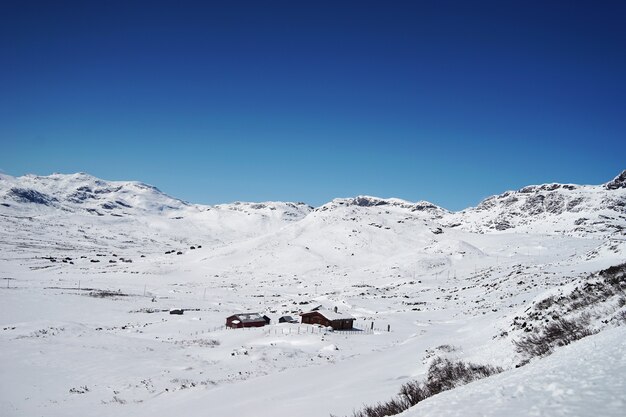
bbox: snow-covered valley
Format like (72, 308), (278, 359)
(1, 171), (625, 416)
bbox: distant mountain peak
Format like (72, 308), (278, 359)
(0, 172), (188, 214)
(351, 195), (404, 207)
(445, 171), (626, 236)
(314, 196), (448, 220)
(606, 170), (626, 190)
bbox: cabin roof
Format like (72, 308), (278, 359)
(300, 308), (354, 321)
(228, 312), (265, 323)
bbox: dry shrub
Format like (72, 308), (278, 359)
(514, 315), (595, 358)
(348, 358), (502, 417)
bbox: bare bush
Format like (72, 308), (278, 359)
(347, 358), (502, 417)
(514, 315), (595, 358)
(426, 358), (503, 392)
(398, 380), (427, 406)
(612, 307), (626, 325)
(512, 263), (626, 337)
(174, 338), (220, 347)
(535, 295), (556, 311)
(69, 385), (89, 394)
(600, 263), (626, 288)
(435, 344), (457, 352)
(87, 289), (129, 298)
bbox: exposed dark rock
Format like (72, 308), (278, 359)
(68, 186), (95, 203)
(605, 170), (626, 190)
(566, 197), (584, 211)
(521, 194), (546, 215)
(411, 202), (440, 211)
(7, 188), (56, 205)
(494, 219), (513, 231)
(115, 200), (132, 208)
(352, 196), (388, 207)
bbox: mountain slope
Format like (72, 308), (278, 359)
(0, 172), (187, 214)
(0, 172), (313, 257)
(443, 170), (626, 236)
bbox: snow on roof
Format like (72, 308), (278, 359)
(301, 308), (354, 321)
(229, 313), (265, 323)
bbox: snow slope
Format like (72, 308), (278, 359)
(401, 325), (626, 417)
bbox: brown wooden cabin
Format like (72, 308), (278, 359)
(226, 313), (267, 329)
(300, 309), (355, 330)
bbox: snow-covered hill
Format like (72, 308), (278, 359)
(0, 171), (312, 223)
(0, 172), (189, 214)
(401, 325), (626, 417)
(0, 170), (624, 417)
(0, 172), (312, 259)
(444, 170), (626, 237)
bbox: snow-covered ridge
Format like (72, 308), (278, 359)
(605, 169), (626, 190)
(0, 173), (314, 221)
(444, 170), (626, 236)
(1, 170), (624, 237)
(0, 172), (316, 257)
(316, 196), (448, 219)
(212, 200), (313, 219)
(0, 172), (188, 214)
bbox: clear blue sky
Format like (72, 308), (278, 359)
(1, 1), (624, 210)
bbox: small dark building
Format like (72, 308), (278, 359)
(300, 309), (355, 330)
(262, 315), (271, 325)
(226, 312), (267, 329)
(278, 315), (298, 324)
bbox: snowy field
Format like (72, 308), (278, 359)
(1, 172), (625, 416)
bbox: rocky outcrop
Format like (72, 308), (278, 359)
(605, 170), (626, 190)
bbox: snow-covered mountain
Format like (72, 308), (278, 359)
(0, 172), (312, 220)
(444, 170), (626, 237)
(0, 172), (189, 214)
(0, 170), (625, 417)
(316, 195), (448, 218)
(0, 172), (313, 257)
(2, 170), (624, 239)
